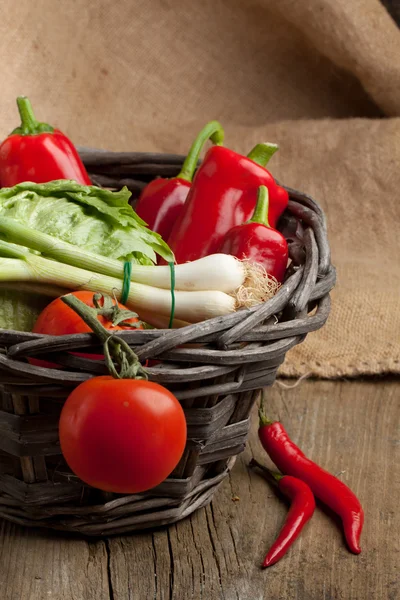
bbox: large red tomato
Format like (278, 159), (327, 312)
(59, 377), (187, 494)
(31, 291), (142, 368)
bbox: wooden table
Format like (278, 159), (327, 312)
(0, 379), (398, 600)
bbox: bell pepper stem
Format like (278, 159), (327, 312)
(249, 459), (283, 484)
(247, 143), (279, 167)
(177, 120), (224, 182)
(248, 185), (271, 227)
(11, 96), (54, 136)
(17, 97), (39, 133)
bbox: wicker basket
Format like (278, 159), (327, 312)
(0, 149), (335, 535)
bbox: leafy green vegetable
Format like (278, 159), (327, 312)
(0, 180), (174, 331)
(0, 180), (173, 265)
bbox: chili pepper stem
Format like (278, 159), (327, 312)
(60, 293), (148, 380)
(247, 143), (279, 167)
(177, 121), (224, 181)
(247, 186), (271, 226)
(12, 96), (54, 136)
(258, 391), (274, 427)
(249, 458), (283, 484)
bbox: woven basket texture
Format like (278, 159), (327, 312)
(0, 150), (335, 535)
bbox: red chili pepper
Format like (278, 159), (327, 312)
(0, 96), (91, 187)
(218, 185), (288, 282)
(257, 402), (364, 554)
(250, 459), (315, 568)
(135, 121), (224, 242)
(165, 143), (288, 264)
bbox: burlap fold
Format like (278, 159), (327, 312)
(0, 0), (399, 377)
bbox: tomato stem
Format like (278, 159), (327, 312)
(61, 293), (148, 380)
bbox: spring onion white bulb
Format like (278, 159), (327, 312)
(129, 254), (246, 292)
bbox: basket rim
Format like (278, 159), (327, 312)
(0, 166), (335, 387)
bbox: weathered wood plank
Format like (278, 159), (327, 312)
(0, 380), (398, 600)
(106, 380), (399, 600)
(0, 522), (110, 599)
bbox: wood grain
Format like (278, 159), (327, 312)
(0, 380), (398, 600)
(0, 525), (110, 599)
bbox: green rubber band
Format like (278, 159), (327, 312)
(168, 262), (176, 329)
(121, 261), (132, 305)
(122, 260), (175, 326)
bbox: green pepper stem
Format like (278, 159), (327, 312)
(247, 143), (279, 167)
(249, 459), (283, 484)
(248, 185), (270, 227)
(60, 293), (147, 380)
(17, 97), (38, 133)
(177, 120), (224, 182)
(11, 96), (54, 136)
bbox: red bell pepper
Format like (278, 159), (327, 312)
(0, 96), (91, 187)
(135, 121), (224, 242)
(165, 143), (288, 264)
(218, 185), (288, 282)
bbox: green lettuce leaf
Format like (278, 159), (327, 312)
(0, 180), (173, 264)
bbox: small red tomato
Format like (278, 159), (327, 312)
(31, 291), (142, 368)
(59, 377), (187, 494)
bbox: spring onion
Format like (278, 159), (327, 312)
(0, 251), (237, 323)
(0, 217), (247, 293)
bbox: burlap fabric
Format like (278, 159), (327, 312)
(0, 0), (399, 377)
